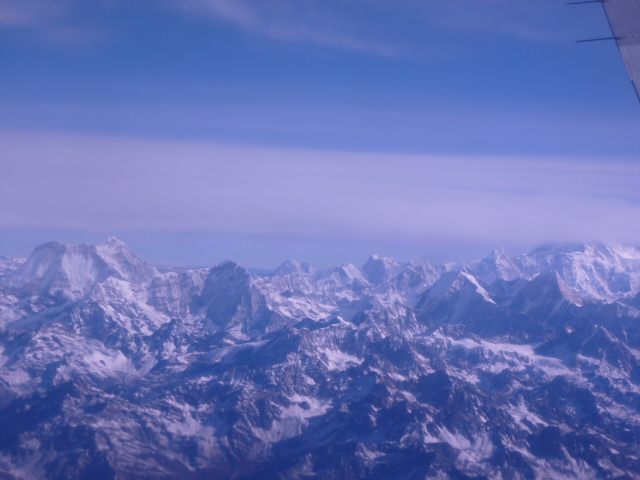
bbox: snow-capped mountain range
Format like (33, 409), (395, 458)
(1, 238), (640, 479)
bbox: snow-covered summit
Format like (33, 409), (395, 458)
(471, 247), (523, 286)
(314, 263), (368, 287)
(2, 238), (158, 301)
(1, 239), (640, 479)
(418, 270), (495, 311)
(516, 242), (640, 301)
(361, 254), (407, 284)
(96, 237), (158, 284)
(272, 259), (316, 277)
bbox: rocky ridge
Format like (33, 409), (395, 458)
(0, 240), (639, 479)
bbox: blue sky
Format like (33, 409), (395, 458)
(1, 0), (639, 268)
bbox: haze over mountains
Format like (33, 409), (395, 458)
(0, 239), (640, 479)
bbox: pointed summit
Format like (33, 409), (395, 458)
(418, 270), (495, 312)
(511, 271), (583, 318)
(314, 263), (368, 289)
(273, 260), (316, 277)
(361, 255), (406, 284)
(96, 237), (158, 284)
(385, 260), (439, 300)
(104, 236), (127, 247)
(471, 248), (523, 286)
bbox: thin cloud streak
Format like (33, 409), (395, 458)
(0, 0), (65, 27)
(173, 0), (403, 56)
(0, 0), (108, 46)
(3, 100), (639, 157)
(0, 0), (592, 55)
(2, 0), (403, 55)
(421, 0), (567, 42)
(173, 0), (568, 57)
(2, 130), (639, 250)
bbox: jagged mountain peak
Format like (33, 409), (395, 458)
(419, 270), (495, 309)
(193, 260), (267, 335)
(102, 236), (128, 248)
(471, 247), (523, 286)
(208, 260), (251, 279)
(3, 240), (640, 479)
(489, 247), (517, 265)
(361, 254), (406, 284)
(529, 241), (640, 262)
(529, 241), (590, 255)
(96, 237), (158, 284)
(4, 241), (108, 300)
(3, 238), (157, 301)
(512, 271), (584, 318)
(383, 261), (439, 300)
(315, 263), (368, 286)
(516, 241), (640, 302)
(273, 259), (316, 277)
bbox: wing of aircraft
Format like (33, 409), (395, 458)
(601, 0), (640, 101)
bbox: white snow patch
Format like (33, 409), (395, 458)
(164, 398), (215, 437)
(320, 348), (363, 371)
(509, 399), (548, 431)
(452, 338), (534, 356)
(451, 338), (567, 377)
(0, 368), (32, 389)
(253, 396), (330, 443)
(437, 429), (494, 464)
(284, 394), (331, 419)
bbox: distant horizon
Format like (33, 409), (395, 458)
(1, 2), (639, 479)
(2, 0), (639, 271)
(2, 233), (638, 271)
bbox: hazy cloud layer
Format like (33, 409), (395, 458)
(0, 0), (108, 45)
(172, 0), (570, 55)
(2, 130), (639, 252)
(173, 0), (401, 56)
(2, 0), (574, 54)
(2, 1), (637, 266)
(0, 0), (65, 27)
